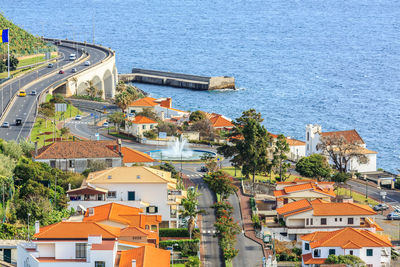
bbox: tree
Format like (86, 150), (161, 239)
(203, 171), (236, 200)
(201, 153), (218, 172)
(189, 111), (205, 122)
(60, 127), (70, 139)
(18, 139), (35, 157)
(85, 80), (102, 98)
(181, 187), (204, 239)
(331, 172), (351, 185)
(9, 55), (19, 71)
(218, 109), (272, 183)
(116, 81), (127, 93)
(136, 107), (160, 121)
(319, 135), (369, 173)
(108, 112), (125, 133)
(143, 129), (157, 139)
(272, 134), (290, 182)
(295, 154), (332, 180)
(325, 254), (365, 267)
(157, 121), (179, 136)
(190, 118), (215, 140)
(2, 140), (23, 160)
(185, 256), (200, 267)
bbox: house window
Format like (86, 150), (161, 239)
(306, 218), (309, 225)
(97, 194), (102, 200)
(132, 236), (141, 240)
(146, 206), (158, 214)
(366, 249), (373, 256)
(128, 191), (135, 201)
(69, 160), (75, 168)
(329, 249), (336, 255)
(305, 243), (310, 251)
(340, 218), (342, 222)
(106, 159), (113, 167)
(349, 250), (353, 255)
(307, 132), (309, 141)
(150, 125), (154, 129)
(321, 218), (327, 225)
(142, 125), (146, 130)
(108, 191), (116, 198)
(75, 243), (87, 259)
(95, 261), (105, 267)
(313, 249), (321, 257)
(151, 225), (157, 231)
(348, 218), (354, 225)
(335, 218), (337, 222)
(50, 160), (56, 168)
(310, 218), (313, 225)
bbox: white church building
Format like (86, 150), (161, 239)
(305, 124), (377, 173)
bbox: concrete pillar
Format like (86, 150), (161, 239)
(391, 179), (395, 189)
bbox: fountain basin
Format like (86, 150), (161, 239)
(147, 149), (216, 161)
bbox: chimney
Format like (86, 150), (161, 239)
(117, 138), (122, 152)
(68, 183), (71, 191)
(35, 220), (40, 234)
(34, 142), (38, 157)
(131, 260), (136, 267)
(161, 111), (165, 121)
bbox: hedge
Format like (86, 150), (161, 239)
(188, 139), (221, 146)
(159, 228), (199, 237)
(159, 239), (200, 251)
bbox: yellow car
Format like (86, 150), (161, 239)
(19, 90), (26, 97)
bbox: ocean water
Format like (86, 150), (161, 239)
(2, 0), (400, 171)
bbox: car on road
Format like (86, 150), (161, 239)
(19, 90), (26, 97)
(31, 90), (37, 95)
(75, 115), (82, 120)
(2, 122), (9, 128)
(102, 122), (109, 127)
(69, 54), (76, 61)
(84, 61), (91, 66)
(15, 118), (22, 126)
(387, 212), (400, 220)
(59, 69), (65, 74)
(71, 68), (77, 73)
(373, 203), (389, 211)
(199, 166), (208, 172)
(48, 63), (54, 68)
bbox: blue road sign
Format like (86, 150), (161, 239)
(90, 113), (93, 116)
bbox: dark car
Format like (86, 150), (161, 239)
(71, 68), (77, 73)
(59, 69), (65, 74)
(15, 118), (22, 126)
(199, 166), (208, 172)
(373, 203), (389, 211)
(48, 63), (54, 68)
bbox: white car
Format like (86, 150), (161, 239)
(103, 122), (109, 127)
(2, 122), (10, 128)
(75, 115), (82, 120)
(84, 61), (91, 66)
(31, 90), (37, 95)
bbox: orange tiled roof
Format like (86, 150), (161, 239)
(321, 129), (364, 144)
(119, 246), (170, 267)
(274, 182), (336, 198)
(128, 97), (157, 107)
(34, 140), (120, 159)
(132, 115), (157, 124)
(83, 203), (162, 228)
(301, 228), (392, 249)
(276, 179), (334, 185)
(34, 222), (120, 239)
(121, 147), (155, 163)
(302, 253), (326, 265)
(210, 115), (234, 128)
(118, 240), (156, 248)
(286, 138), (306, 146)
(276, 199), (324, 217)
(312, 202), (376, 216)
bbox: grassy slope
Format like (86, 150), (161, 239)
(221, 166), (301, 183)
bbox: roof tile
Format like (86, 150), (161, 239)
(121, 147), (155, 163)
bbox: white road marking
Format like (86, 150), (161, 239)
(207, 230), (211, 234)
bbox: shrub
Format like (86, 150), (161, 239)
(159, 228), (199, 237)
(159, 239), (200, 251)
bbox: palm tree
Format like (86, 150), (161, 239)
(181, 187), (204, 239)
(85, 80), (98, 98)
(115, 91), (132, 111)
(116, 81), (127, 93)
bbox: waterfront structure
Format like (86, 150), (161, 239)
(274, 181), (336, 208)
(32, 140), (122, 173)
(67, 166), (186, 228)
(305, 124), (377, 172)
(17, 221), (169, 267)
(301, 228), (392, 267)
(275, 199), (381, 241)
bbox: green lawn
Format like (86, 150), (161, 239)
(0, 54), (57, 79)
(18, 54), (57, 68)
(335, 187), (379, 206)
(171, 264), (185, 267)
(225, 261), (233, 267)
(221, 166), (303, 183)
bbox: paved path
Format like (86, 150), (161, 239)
(228, 192), (264, 267)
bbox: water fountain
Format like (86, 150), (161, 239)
(147, 137), (216, 161)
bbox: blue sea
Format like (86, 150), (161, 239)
(2, 0), (400, 172)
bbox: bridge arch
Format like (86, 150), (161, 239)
(103, 69), (113, 98)
(113, 64), (118, 86)
(77, 81), (87, 95)
(91, 75), (104, 98)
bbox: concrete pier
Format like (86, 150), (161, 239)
(119, 68), (235, 90)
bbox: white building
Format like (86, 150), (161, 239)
(67, 166), (186, 228)
(301, 228), (392, 267)
(123, 115), (158, 138)
(305, 124), (377, 172)
(17, 221), (170, 267)
(275, 199), (382, 241)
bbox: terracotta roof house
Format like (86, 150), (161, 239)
(17, 221), (170, 267)
(274, 199), (381, 241)
(301, 228), (392, 267)
(32, 140), (123, 173)
(118, 245), (170, 267)
(67, 166), (186, 228)
(121, 147), (155, 166)
(209, 114), (234, 130)
(123, 115), (158, 139)
(306, 124), (377, 173)
(274, 181), (336, 208)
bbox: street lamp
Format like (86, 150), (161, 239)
(168, 243), (179, 265)
(27, 213), (31, 241)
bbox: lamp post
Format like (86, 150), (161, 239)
(27, 213), (31, 241)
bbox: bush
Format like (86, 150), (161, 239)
(159, 228), (199, 237)
(212, 201), (234, 218)
(189, 139), (221, 146)
(159, 239), (200, 251)
(143, 130), (157, 139)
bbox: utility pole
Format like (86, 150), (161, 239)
(27, 213), (31, 241)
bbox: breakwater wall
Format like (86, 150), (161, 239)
(119, 68), (235, 90)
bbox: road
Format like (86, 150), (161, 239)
(347, 180), (400, 207)
(0, 41), (108, 141)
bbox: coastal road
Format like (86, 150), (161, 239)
(0, 41), (109, 141)
(347, 180), (400, 206)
